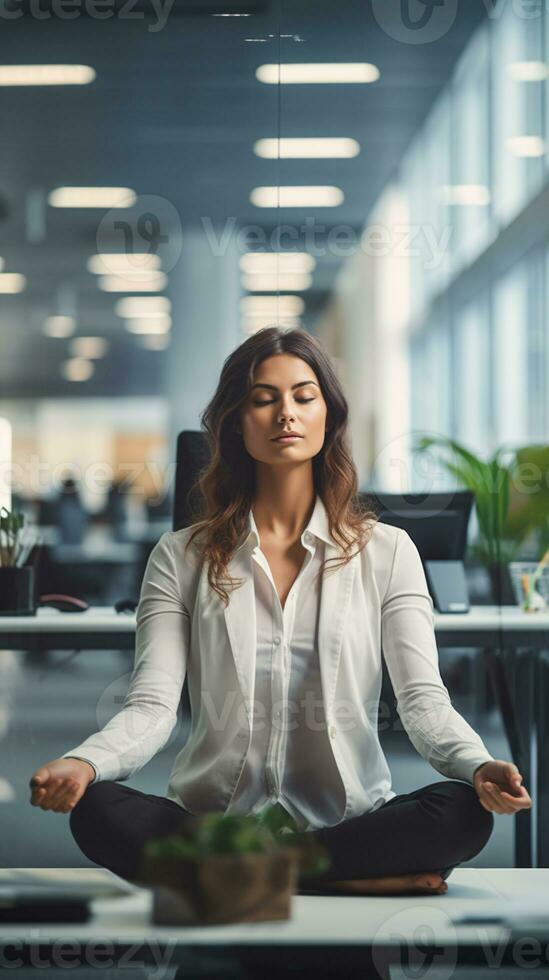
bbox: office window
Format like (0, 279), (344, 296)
(450, 25), (492, 273)
(400, 138), (427, 324)
(411, 318), (451, 438)
(545, 1), (549, 184)
(529, 247), (547, 440)
(492, 0), (546, 225)
(492, 261), (529, 446)
(410, 318), (453, 492)
(422, 95), (453, 296)
(410, 334), (425, 436)
(454, 295), (492, 456)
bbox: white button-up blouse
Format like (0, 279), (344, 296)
(62, 495), (495, 826)
(225, 502), (347, 830)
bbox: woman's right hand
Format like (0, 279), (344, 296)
(29, 758), (96, 813)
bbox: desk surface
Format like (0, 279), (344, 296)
(0, 869), (547, 949)
(1, 605), (548, 634)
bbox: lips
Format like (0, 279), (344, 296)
(272, 433), (303, 441)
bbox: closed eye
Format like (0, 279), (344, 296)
(253, 398), (315, 406)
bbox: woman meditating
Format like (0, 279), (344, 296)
(30, 326), (531, 895)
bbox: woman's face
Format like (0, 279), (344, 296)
(238, 353), (329, 465)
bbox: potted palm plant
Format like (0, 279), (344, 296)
(413, 436), (518, 604)
(136, 804), (330, 926)
(0, 507), (36, 615)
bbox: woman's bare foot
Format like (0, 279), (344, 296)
(324, 872), (448, 895)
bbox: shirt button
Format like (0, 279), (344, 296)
(329, 725), (336, 739)
(273, 636), (281, 646)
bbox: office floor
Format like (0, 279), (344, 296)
(0, 645), (514, 871)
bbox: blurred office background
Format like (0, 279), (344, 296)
(0, 0), (548, 869)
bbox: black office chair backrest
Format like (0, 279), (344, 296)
(173, 430), (211, 532)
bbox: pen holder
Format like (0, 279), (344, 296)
(509, 562), (549, 612)
(0, 566), (36, 616)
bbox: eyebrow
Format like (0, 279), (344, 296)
(250, 381), (319, 392)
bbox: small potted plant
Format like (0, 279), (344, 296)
(0, 506), (37, 616)
(136, 804), (331, 926)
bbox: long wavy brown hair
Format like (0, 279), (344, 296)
(183, 326), (380, 606)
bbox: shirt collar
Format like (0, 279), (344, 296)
(244, 494), (332, 551)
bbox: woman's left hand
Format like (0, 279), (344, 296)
(473, 760), (532, 814)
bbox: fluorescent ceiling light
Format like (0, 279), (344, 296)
(256, 63), (380, 84)
(438, 185), (491, 206)
(70, 337), (109, 359)
(87, 253), (161, 274)
(98, 273), (167, 292)
(0, 64), (96, 86)
(241, 316), (301, 334)
(125, 317), (172, 335)
(254, 137), (360, 159)
(250, 185), (344, 207)
(507, 61), (549, 82)
(138, 334), (171, 350)
(212, 11), (251, 15)
(242, 273), (312, 292)
(240, 294), (304, 316)
(60, 358), (95, 382)
(49, 187), (136, 208)
(0, 273), (26, 293)
(115, 296), (171, 317)
(505, 135), (545, 157)
(240, 252), (316, 274)
(43, 315), (76, 337)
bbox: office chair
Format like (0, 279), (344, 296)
(173, 431), (211, 532)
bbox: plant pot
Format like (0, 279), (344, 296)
(0, 567), (36, 616)
(136, 847), (299, 926)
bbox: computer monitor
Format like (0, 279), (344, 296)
(360, 490), (474, 562)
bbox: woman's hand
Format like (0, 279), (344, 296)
(29, 758), (96, 814)
(473, 760), (532, 814)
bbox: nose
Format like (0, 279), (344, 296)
(278, 407), (295, 423)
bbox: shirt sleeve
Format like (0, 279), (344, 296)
(61, 531), (189, 783)
(63, 757), (98, 781)
(380, 527), (495, 785)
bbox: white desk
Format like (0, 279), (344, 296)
(0, 606), (137, 650)
(0, 604), (547, 650)
(0, 869), (548, 978)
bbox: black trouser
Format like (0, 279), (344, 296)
(69, 779), (494, 892)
